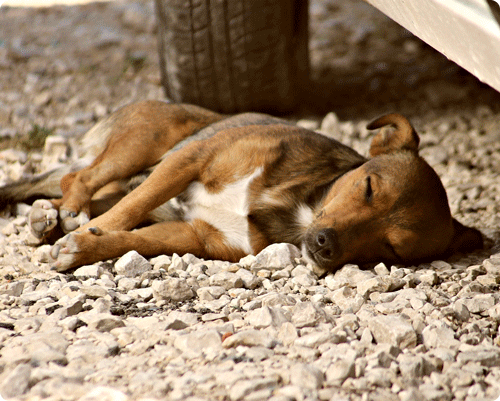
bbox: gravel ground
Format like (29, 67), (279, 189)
(1, 1), (500, 400)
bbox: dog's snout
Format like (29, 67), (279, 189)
(315, 228), (337, 260)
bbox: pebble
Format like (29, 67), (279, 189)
(251, 243), (301, 271)
(151, 277), (195, 302)
(290, 364), (325, 390)
(245, 306), (289, 329)
(114, 251), (152, 277)
(222, 329), (275, 349)
(73, 264), (105, 278)
(422, 322), (459, 349)
(368, 315), (417, 348)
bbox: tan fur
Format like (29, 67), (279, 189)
(0, 101), (483, 273)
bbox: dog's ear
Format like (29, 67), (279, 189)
(446, 218), (483, 256)
(367, 113), (420, 157)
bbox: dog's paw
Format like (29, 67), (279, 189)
(29, 200), (58, 239)
(50, 227), (103, 271)
(50, 232), (80, 271)
(59, 208), (90, 234)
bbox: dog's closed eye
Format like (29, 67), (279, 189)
(365, 176), (373, 202)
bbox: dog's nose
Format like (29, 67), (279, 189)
(315, 228), (338, 260)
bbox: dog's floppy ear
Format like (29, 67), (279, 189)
(367, 113), (420, 157)
(446, 218), (483, 256)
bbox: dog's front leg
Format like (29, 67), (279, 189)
(49, 142), (207, 270)
(77, 141), (204, 233)
(50, 219), (246, 271)
(50, 221), (202, 270)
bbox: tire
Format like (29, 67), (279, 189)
(155, 0), (309, 114)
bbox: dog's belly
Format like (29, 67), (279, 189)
(180, 168), (263, 254)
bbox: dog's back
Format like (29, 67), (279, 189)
(0, 102), (291, 212)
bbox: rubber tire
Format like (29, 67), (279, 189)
(155, 0), (309, 114)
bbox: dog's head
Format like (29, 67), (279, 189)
(304, 113), (483, 274)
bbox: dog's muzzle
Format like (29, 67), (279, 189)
(304, 228), (340, 272)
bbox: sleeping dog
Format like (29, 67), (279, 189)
(0, 101), (482, 274)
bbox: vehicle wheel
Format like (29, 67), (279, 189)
(155, 0), (309, 114)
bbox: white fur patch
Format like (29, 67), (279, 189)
(183, 168), (263, 254)
(295, 204), (314, 229)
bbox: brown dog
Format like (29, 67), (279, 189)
(0, 101), (482, 274)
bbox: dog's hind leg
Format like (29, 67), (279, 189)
(37, 101), (223, 235)
(29, 182), (126, 242)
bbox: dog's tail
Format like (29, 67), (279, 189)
(0, 110), (117, 211)
(0, 159), (91, 210)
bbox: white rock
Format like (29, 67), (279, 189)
(163, 311), (198, 330)
(330, 286), (365, 313)
(397, 354), (425, 378)
(417, 270), (438, 286)
(453, 300), (471, 321)
(73, 264), (104, 278)
(461, 294), (496, 314)
(368, 315), (417, 349)
(320, 112), (340, 135)
(278, 322), (299, 346)
(334, 264), (375, 286)
(80, 285), (109, 298)
(235, 268), (261, 289)
(60, 295), (85, 316)
(238, 254), (256, 268)
(222, 329), (275, 349)
(117, 277), (139, 291)
(152, 278), (195, 302)
(196, 286), (226, 301)
(84, 313), (125, 332)
(0, 363), (31, 398)
(291, 274), (317, 287)
(0, 281), (25, 296)
(209, 271), (243, 290)
(58, 316), (83, 332)
(173, 329), (222, 357)
(325, 358), (355, 384)
(324, 275), (348, 291)
(295, 331), (333, 348)
(356, 276), (391, 297)
(181, 253), (202, 265)
(229, 377), (279, 401)
(186, 262), (207, 277)
(252, 243), (301, 271)
(456, 347), (500, 367)
(296, 119), (319, 131)
(373, 262), (390, 276)
(150, 254), (171, 270)
(291, 302), (327, 328)
(41, 136), (69, 170)
(245, 306), (289, 329)
(114, 251), (152, 277)
(289, 364), (324, 390)
(78, 386), (130, 401)
(168, 253), (187, 272)
(128, 288), (153, 301)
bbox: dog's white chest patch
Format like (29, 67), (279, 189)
(183, 167), (263, 254)
(295, 204), (314, 229)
